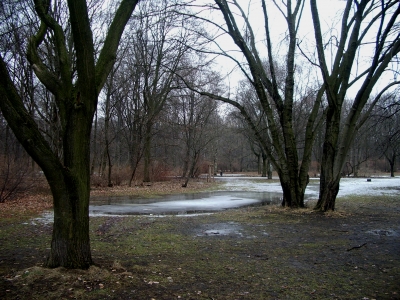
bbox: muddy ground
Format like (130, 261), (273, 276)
(0, 181), (399, 299)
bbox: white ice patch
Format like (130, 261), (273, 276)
(217, 176), (400, 199)
(336, 177), (400, 197)
(30, 176), (399, 222)
(89, 195), (260, 215)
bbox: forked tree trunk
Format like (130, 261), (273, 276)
(314, 107), (342, 211)
(46, 99), (94, 268)
(315, 177), (340, 211)
(278, 172), (304, 208)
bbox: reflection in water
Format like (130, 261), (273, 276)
(89, 191), (284, 216)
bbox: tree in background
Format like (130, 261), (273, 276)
(231, 81), (273, 178)
(182, 0), (325, 207)
(0, 0), (39, 202)
(129, 1), (190, 182)
(372, 93), (400, 177)
(177, 89), (220, 187)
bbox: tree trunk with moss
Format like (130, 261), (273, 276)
(314, 107), (342, 211)
(0, 0), (140, 268)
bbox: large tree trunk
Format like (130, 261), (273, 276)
(389, 160), (395, 177)
(310, 0), (400, 211)
(47, 170), (92, 268)
(46, 88), (94, 268)
(279, 132), (305, 208)
(390, 164), (395, 177)
(314, 107), (341, 211)
(278, 170), (304, 208)
(316, 176), (340, 211)
(0, 62), (94, 268)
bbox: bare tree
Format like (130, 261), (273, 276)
(127, 1), (189, 182)
(231, 81), (273, 177)
(175, 86), (220, 187)
(0, 118), (36, 202)
(311, 0), (400, 210)
(372, 92), (400, 177)
(113, 57), (147, 186)
(179, 0), (325, 207)
(0, 0), (41, 201)
(0, 0), (140, 268)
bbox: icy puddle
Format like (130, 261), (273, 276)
(196, 222), (244, 237)
(89, 190), (282, 216)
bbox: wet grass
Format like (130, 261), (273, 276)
(1, 194), (399, 299)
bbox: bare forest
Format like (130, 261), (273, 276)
(0, 0), (399, 269)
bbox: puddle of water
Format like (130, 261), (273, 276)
(196, 222), (243, 237)
(367, 229), (399, 237)
(28, 191), (282, 224)
(25, 212), (54, 225)
(89, 191), (282, 216)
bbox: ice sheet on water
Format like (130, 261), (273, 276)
(217, 176), (400, 198)
(31, 176), (399, 222)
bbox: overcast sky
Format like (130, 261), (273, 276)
(196, 0), (393, 99)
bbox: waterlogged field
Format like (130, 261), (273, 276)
(0, 176), (399, 299)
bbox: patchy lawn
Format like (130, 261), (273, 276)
(0, 180), (399, 299)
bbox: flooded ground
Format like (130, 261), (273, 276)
(89, 176), (399, 216)
(2, 176), (399, 299)
(89, 190), (283, 216)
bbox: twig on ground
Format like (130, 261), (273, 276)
(346, 243), (367, 251)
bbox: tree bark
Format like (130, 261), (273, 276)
(261, 152), (267, 177)
(47, 132), (92, 268)
(0, 57), (93, 268)
(143, 121), (152, 183)
(314, 106), (342, 211)
(0, 0), (140, 268)
(267, 160), (272, 180)
(388, 153), (395, 177)
(315, 177), (340, 211)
